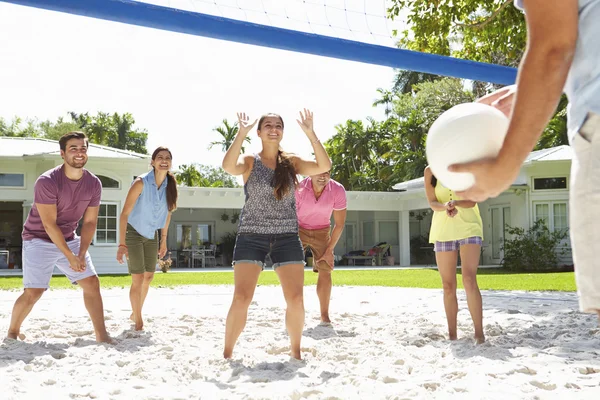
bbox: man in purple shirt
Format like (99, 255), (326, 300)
(6, 132), (112, 343)
(296, 171), (347, 323)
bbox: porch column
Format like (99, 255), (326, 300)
(399, 210), (410, 266)
(22, 201), (32, 223)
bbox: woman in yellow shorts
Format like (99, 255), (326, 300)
(424, 166), (485, 344)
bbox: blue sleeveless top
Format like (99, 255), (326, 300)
(128, 169), (169, 239)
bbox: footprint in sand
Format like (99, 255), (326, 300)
(51, 352), (67, 360)
(421, 382), (440, 391)
(71, 330), (94, 338)
(578, 367), (600, 375)
(266, 346), (289, 355)
(565, 383), (581, 389)
(443, 371), (467, 380)
(509, 367), (537, 376)
(290, 390), (322, 400)
(529, 381), (557, 391)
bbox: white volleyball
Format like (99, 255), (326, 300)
(426, 102), (509, 191)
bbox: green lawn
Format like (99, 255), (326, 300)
(0, 268), (576, 292)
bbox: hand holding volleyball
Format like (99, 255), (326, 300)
(425, 102), (510, 194)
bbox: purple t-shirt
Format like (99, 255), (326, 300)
(22, 165), (102, 242)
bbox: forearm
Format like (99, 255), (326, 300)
(161, 213), (171, 246)
(307, 131), (332, 171)
(327, 224), (344, 250)
(429, 202), (447, 212)
(477, 84), (515, 105)
(118, 214), (129, 246)
(455, 200), (476, 208)
(43, 223), (74, 258)
(498, 45), (573, 169)
(78, 221), (97, 255)
(222, 133), (248, 174)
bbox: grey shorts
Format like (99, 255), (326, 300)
(22, 237), (97, 289)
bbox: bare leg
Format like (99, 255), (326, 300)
(77, 275), (112, 343)
(460, 244), (484, 344)
(7, 288), (45, 339)
(139, 272), (154, 310)
(129, 272), (155, 327)
(436, 250), (459, 340)
(223, 263), (262, 359)
(316, 270), (333, 323)
(129, 273), (145, 330)
(276, 263), (305, 360)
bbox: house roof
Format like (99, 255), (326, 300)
(392, 145), (571, 191)
(524, 145), (572, 163)
(0, 137), (149, 160)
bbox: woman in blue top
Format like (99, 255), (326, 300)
(116, 147), (178, 331)
(221, 109), (331, 360)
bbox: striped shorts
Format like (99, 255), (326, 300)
(434, 236), (482, 252)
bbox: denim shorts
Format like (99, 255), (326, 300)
(434, 236), (483, 252)
(232, 233), (305, 269)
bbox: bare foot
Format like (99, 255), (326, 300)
(7, 330), (26, 340)
(96, 333), (115, 344)
(321, 314), (331, 324)
(475, 335), (486, 345)
(134, 320), (144, 331)
(290, 349), (302, 360)
(449, 333), (458, 341)
(223, 350), (232, 359)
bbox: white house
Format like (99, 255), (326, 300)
(0, 137), (573, 274)
(393, 145), (573, 265)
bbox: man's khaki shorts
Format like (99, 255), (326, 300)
(299, 227), (332, 273)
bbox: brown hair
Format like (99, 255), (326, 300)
(430, 174), (437, 188)
(59, 131), (88, 151)
(258, 114), (298, 200)
(152, 146), (178, 211)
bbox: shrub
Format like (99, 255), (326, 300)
(501, 220), (569, 271)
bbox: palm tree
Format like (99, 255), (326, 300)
(209, 119), (251, 153)
(174, 164), (201, 187)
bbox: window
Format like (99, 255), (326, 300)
(97, 175), (120, 189)
(378, 221), (399, 246)
(533, 177), (567, 190)
(177, 224), (192, 249)
(196, 223), (214, 246)
(534, 202), (568, 233)
(0, 173), (25, 187)
(362, 221), (374, 247)
(96, 203), (118, 244)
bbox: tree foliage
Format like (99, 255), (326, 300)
(0, 112), (148, 154)
(209, 118), (251, 153)
(327, 78), (473, 190)
(175, 163), (239, 188)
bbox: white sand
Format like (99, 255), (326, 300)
(1, 284), (599, 399)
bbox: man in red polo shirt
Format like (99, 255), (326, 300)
(295, 171), (347, 324)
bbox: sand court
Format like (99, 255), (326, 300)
(1, 285), (599, 399)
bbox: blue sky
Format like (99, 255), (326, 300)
(0, 1), (400, 169)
